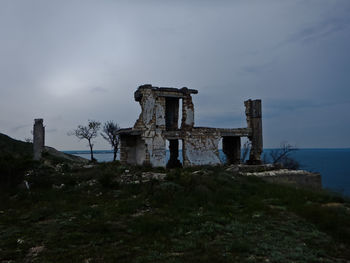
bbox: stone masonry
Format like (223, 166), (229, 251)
(118, 84), (263, 167)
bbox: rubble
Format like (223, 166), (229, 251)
(240, 168), (322, 189)
(118, 172), (167, 184)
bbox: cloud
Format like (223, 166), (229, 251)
(284, 17), (350, 45)
(10, 124), (31, 133)
(90, 87), (108, 93)
(46, 128), (58, 133)
(0, 1), (350, 149)
(240, 60), (276, 75)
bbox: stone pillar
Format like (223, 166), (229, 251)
(181, 94), (194, 130)
(182, 138), (190, 167)
(222, 136), (241, 164)
(33, 118), (45, 160)
(245, 100), (263, 164)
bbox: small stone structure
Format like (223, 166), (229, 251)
(118, 85), (263, 167)
(236, 165), (322, 190)
(33, 118), (45, 160)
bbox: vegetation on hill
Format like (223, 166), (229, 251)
(0, 133), (32, 158)
(1, 161), (350, 262)
(0, 132), (87, 188)
(0, 133), (34, 187)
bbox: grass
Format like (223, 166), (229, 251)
(1, 161), (350, 262)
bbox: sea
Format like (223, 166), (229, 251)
(64, 149), (350, 197)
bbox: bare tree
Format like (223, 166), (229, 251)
(69, 120), (101, 161)
(24, 137), (33, 143)
(269, 142), (299, 170)
(101, 121), (120, 161)
(24, 130), (33, 143)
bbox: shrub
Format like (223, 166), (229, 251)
(0, 154), (36, 188)
(98, 171), (119, 188)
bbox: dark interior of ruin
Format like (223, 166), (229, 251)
(165, 97), (180, 131)
(166, 139), (182, 168)
(222, 136), (241, 164)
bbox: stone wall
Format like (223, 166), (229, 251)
(182, 129), (221, 166)
(132, 86), (168, 167)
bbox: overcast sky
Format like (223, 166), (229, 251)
(0, 0), (349, 150)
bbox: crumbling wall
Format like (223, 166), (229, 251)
(156, 96), (166, 129)
(119, 135), (137, 164)
(152, 97), (167, 166)
(135, 137), (147, 165)
(182, 129), (221, 166)
(33, 118), (45, 160)
(134, 87), (156, 130)
(143, 131), (166, 167)
(132, 86), (167, 167)
(181, 94), (194, 130)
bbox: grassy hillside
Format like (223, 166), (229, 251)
(1, 162), (350, 262)
(0, 132), (87, 188)
(0, 133), (32, 157)
(0, 132), (87, 163)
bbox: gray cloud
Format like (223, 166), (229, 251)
(283, 17), (350, 46)
(240, 60), (276, 75)
(90, 87), (108, 93)
(10, 124), (31, 133)
(0, 0), (349, 149)
(46, 128), (58, 133)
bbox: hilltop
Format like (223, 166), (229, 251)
(0, 132), (87, 187)
(0, 132), (87, 163)
(0, 133), (32, 157)
(0, 161), (350, 262)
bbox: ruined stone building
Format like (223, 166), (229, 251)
(118, 85), (262, 167)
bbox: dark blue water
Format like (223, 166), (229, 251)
(65, 149), (350, 197)
(287, 149), (350, 196)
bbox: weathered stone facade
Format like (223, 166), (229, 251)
(118, 85), (263, 167)
(33, 118), (45, 160)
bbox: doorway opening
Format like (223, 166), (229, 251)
(222, 136), (241, 164)
(166, 139), (183, 168)
(165, 97), (183, 131)
(165, 98), (179, 131)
